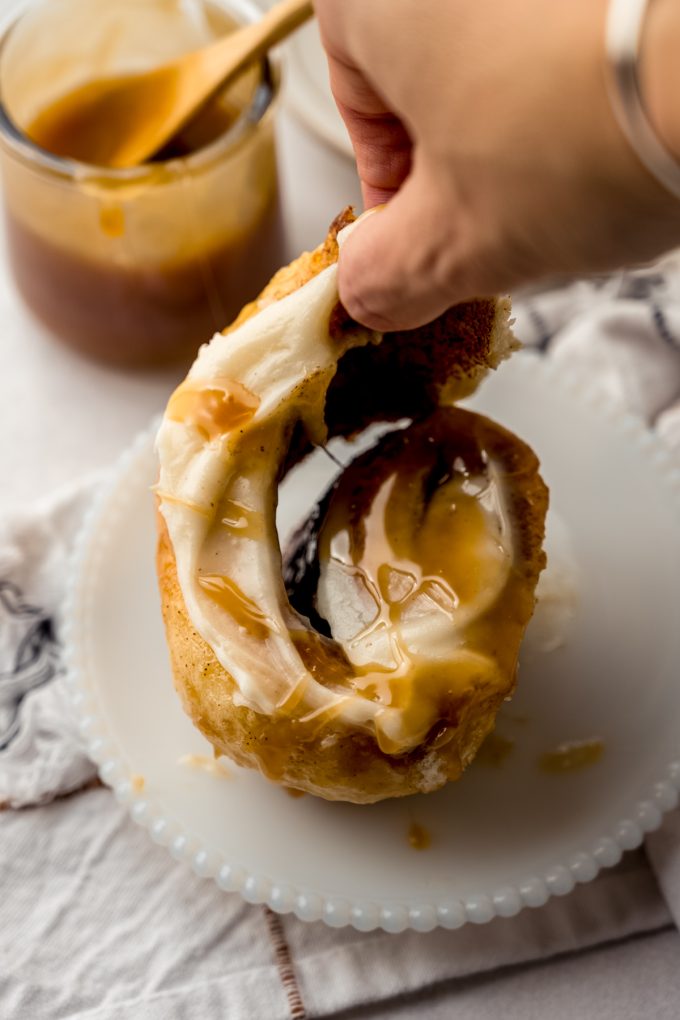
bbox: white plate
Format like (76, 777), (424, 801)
(282, 19), (353, 158)
(65, 353), (680, 933)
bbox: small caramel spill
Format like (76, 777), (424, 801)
(99, 205), (125, 238)
(167, 378), (259, 442)
(130, 774), (145, 793)
(539, 738), (604, 774)
(503, 712), (529, 725)
(178, 753), (232, 778)
(284, 787), (306, 799)
(407, 822), (431, 851)
(476, 732), (515, 767)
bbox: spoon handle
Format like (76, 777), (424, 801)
(252, 0), (314, 51)
(197, 0), (314, 89)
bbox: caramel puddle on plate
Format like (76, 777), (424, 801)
(476, 732), (515, 767)
(130, 773), (145, 793)
(407, 822), (432, 851)
(539, 738), (604, 774)
(501, 711), (529, 725)
(178, 753), (233, 778)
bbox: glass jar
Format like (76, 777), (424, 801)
(0, 0), (284, 368)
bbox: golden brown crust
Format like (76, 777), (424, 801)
(226, 208), (355, 332)
(157, 209), (547, 803)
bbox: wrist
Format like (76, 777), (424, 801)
(639, 0), (680, 161)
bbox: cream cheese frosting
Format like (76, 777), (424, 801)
(155, 228), (519, 754)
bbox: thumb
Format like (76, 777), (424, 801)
(338, 160), (468, 331)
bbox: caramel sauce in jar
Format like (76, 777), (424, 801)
(0, 3), (284, 367)
(3, 185), (283, 367)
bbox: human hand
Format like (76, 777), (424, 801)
(316, 0), (680, 330)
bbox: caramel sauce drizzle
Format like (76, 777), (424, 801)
(322, 438), (507, 649)
(288, 629), (351, 687)
(307, 424), (511, 753)
(198, 573), (277, 640)
(167, 377), (260, 442)
(154, 488), (211, 517)
(220, 498), (264, 540)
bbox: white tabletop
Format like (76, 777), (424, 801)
(0, 111), (361, 510)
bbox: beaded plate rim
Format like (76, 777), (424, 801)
(63, 352), (680, 933)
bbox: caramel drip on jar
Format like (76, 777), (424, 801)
(99, 204), (125, 238)
(167, 378), (260, 442)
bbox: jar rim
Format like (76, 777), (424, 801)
(0, 0), (280, 184)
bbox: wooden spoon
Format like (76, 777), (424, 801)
(29, 0), (313, 168)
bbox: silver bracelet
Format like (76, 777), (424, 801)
(606, 0), (680, 200)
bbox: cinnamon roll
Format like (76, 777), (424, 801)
(155, 209), (548, 803)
